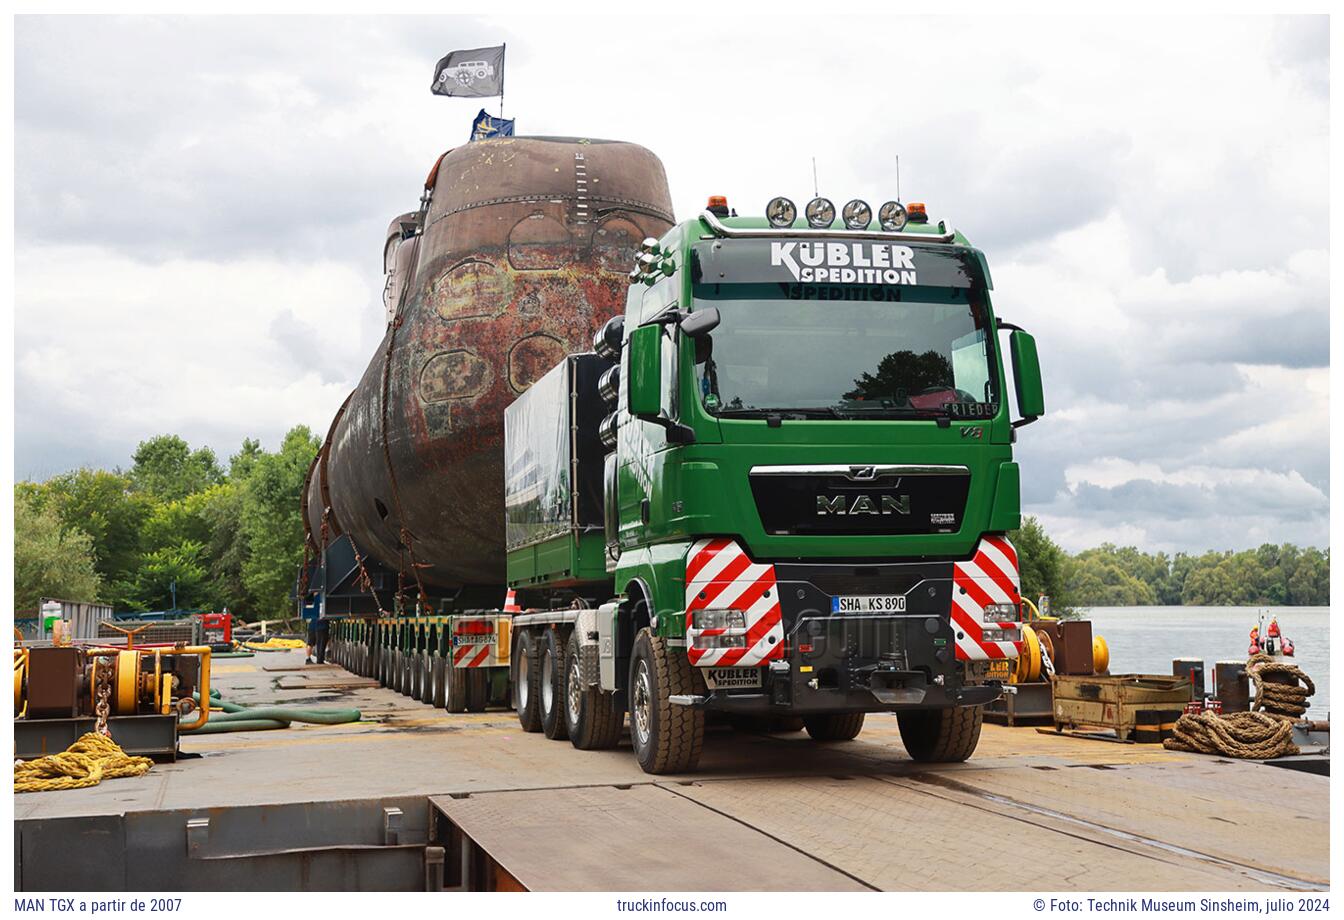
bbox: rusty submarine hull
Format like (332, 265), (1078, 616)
(303, 137), (674, 598)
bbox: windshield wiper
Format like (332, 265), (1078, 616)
(715, 406), (849, 420)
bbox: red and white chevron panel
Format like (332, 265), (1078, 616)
(452, 616), (499, 668)
(950, 535), (1022, 661)
(684, 538), (784, 668)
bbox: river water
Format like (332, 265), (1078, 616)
(1077, 606), (1329, 718)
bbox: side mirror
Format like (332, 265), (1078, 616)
(625, 322), (697, 444)
(1009, 329), (1045, 425)
(626, 324), (661, 418)
(679, 306), (720, 339)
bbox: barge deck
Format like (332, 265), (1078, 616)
(14, 650), (1329, 891)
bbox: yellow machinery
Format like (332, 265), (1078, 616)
(13, 640), (212, 760)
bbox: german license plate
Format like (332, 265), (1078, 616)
(454, 634), (492, 645)
(703, 667), (763, 690)
(831, 595), (907, 613)
(987, 660), (1011, 680)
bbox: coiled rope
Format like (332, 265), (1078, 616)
(1248, 653), (1315, 719)
(14, 732), (153, 793)
(1163, 654), (1314, 759)
(1164, 710), (1299, 759)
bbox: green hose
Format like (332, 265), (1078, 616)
(211, 651), (256, 659)
(185, 691), (361, 732)
(188, 718), (291, 733)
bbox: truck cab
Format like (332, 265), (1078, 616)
(505, 195), (1045, 774)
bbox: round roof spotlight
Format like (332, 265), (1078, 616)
(805, 197), (835, 229)
(765, 196), (797, 228)
(878, 200), (908, 232)
(842, 199), (872, 230)
(639, 237), (661, 255)
(638, 252), (659, 270)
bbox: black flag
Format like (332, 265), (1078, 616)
(430, 46), (505, 98)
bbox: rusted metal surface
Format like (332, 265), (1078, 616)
(307, 137), (673, 591)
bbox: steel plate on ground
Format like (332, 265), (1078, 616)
(430, 785), (867, 891)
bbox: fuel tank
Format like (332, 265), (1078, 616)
(305, 137), (673, 590)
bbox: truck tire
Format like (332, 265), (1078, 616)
(431, 656), (446, 708)
(629, 628), (703, 774)
(466, 668), (489, 713)
(539, 630), (570, 740)
(563, 635), (624, 750)
(445, 664), (468, 713)
(410, 652), (426, 701)
(898, 705), (984, 762)
(513, 630), (543, 732)
(803, 712), (866, 742)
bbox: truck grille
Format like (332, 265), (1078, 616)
(749, 466), (970, 536)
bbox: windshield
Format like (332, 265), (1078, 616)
(691, 282), (998, 420)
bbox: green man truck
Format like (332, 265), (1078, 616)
(491, 193), (1044, 773)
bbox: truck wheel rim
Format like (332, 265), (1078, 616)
(518, 652), (531, 708)
(541, 648), (554, 713)
(567, 654), (583, 725)
(633, 659), (652, 746)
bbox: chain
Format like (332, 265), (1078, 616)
(94, 659), (113, 737)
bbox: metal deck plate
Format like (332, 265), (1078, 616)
(431, 784), (869, 891)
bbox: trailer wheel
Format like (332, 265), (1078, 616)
(466, 668), (489, 713)
(539, 630), (570, 739)
(897, 705), (984, 762)
(803, 711), (866, 742)
(431, 656), (446, 708)
(410, 652), (426, 701)
(513, 631), (543, 732)
(563, 636), (624, 749)
(629, 629), (703, 774)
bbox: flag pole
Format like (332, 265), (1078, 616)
(499, 43), (505, 118)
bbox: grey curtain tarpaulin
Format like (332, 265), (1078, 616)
(430, 45), (505, 98)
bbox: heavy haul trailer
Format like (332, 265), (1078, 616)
(327, 193), (1048, 774)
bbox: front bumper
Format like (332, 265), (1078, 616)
(686, 555), (1012, 716)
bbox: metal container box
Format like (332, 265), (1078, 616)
(1052, 674), (1192, 741)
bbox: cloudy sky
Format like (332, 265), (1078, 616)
(13, 14), (1330, 554)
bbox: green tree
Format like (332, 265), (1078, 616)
(120, 541), (215, 611)
(1009, 516), (1075, 614)
(229, 438), (263, 481)
(239, 426), (321, 618)
(14, 490), (102, 610)
(130, 435), (224, 501)
(199, 480), (253, 616)
(35, 468), (151, 597)
(1067, 552), (1159, 606)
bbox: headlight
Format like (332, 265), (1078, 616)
(981, 626), (1021, 643)
(765, 196), (796, 228)
(878, 200), (908, 231)
(842, 199), (871, 230)
(691, 609), (747, 631)
(804, 197), (835, 228)
(982, 602), (1018, 623)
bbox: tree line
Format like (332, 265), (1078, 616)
(15, 429), (319, 620)
(14, 436), (1331, 620)
(1011, 517), (1330, 611)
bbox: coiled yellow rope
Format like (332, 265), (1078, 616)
(14, 732), (153, 793)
